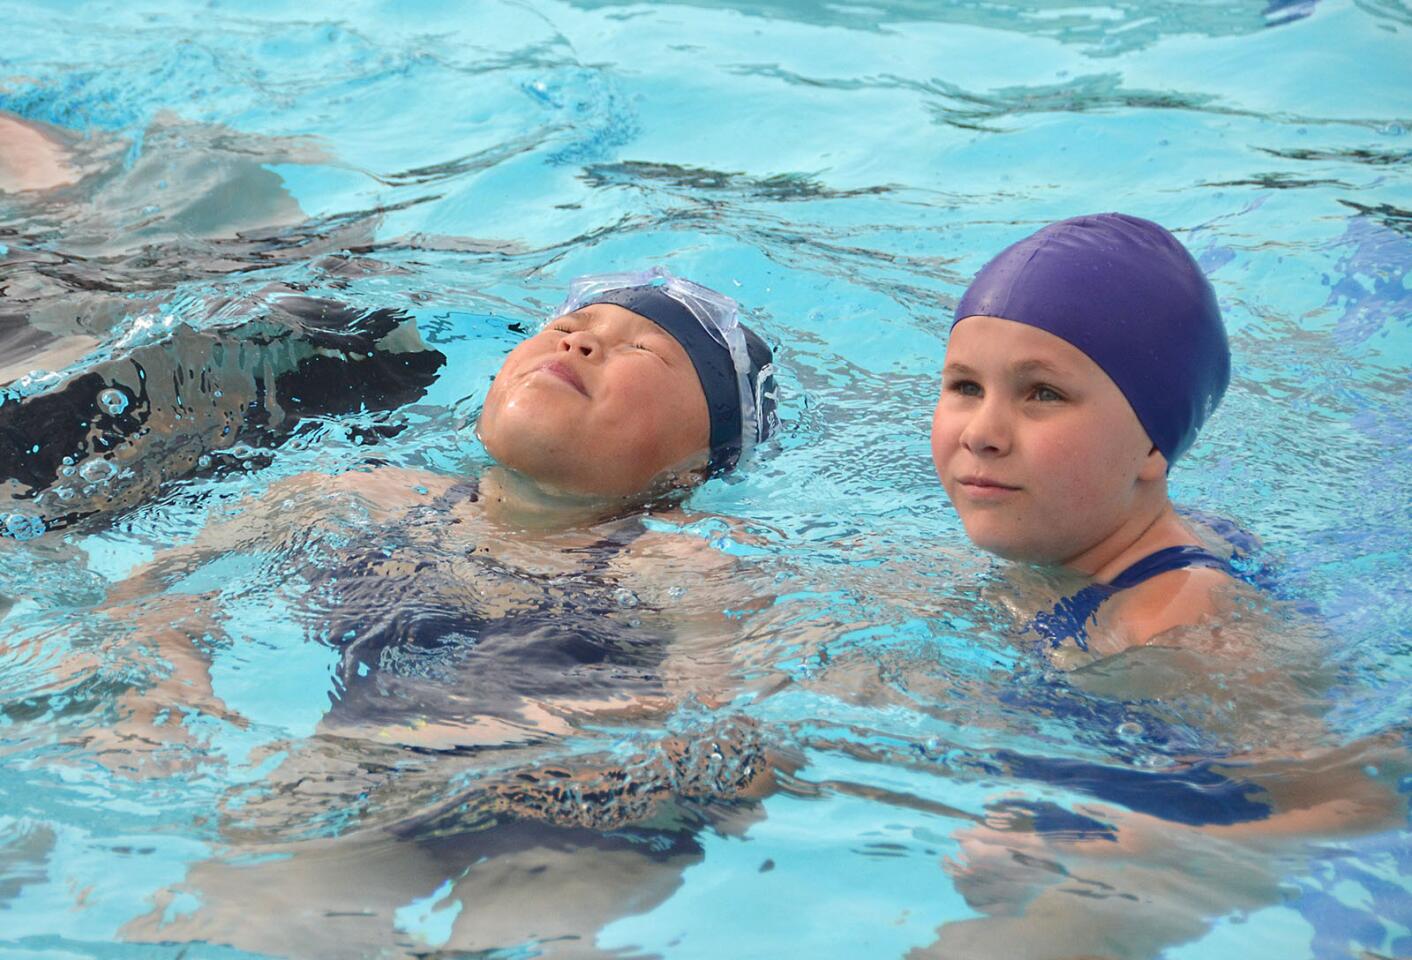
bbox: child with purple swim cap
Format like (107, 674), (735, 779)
(931, 212), (1235, 653)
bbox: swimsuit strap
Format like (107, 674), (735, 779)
(1032, 544), (1229, 651)
(1107, 544), (1228, 589)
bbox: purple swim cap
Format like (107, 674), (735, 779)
(953, 213), (1229, 465)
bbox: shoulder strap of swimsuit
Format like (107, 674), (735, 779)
(1031, 582), (1120, 651)
(1032, 545), (1229, 650)
(1107, 544), (1228, 590)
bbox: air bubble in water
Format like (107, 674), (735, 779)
(198, 454), (212, 468)
(3, 514), (44, 541)
(229, 443), (254, 460)
(1116, 721), (1144, 740)
(667, 585), (687, 600)
(97, 388), (129, 416)
(79, 459), (116, 482)
(613, 588), (640, 609)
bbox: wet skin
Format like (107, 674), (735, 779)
(931, 315), (1239, 648)
(931, 314), (1168, 574)
(0, 113), (79, 193)
(478, 303), (712, 498)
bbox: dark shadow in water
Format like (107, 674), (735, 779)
(1256, 145), (1412, 167)
(581, 160), (898, 202)
(0, 111), (453, 538)
(0, 296), (444, 535)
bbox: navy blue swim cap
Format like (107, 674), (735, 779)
(557, 268), (777, 474)
(954, 213), (1229, 465)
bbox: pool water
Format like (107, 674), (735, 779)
(2, 1), (1410, 957)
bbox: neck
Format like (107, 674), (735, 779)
(477, 465), (641, 531)
(1062, 500), (1201, 583)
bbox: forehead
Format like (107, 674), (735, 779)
(945, 315), (1097, 376)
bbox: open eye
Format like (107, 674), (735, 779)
(947, 379), (983, 398)
(1031, 384), (1065, 402)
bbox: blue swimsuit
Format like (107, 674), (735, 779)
(309, 480), (662, 733)
(1005, 542), (1277, 828)
(1030, 545), (1230, 651)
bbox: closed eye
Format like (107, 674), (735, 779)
(627, 337), (674, 358)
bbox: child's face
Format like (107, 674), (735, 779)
(931, 315), (1163, 566)
(478, 303), (711, 497)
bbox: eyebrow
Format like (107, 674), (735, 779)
(1012, 358), (1068, 376)
(942, 358), (1071, 377)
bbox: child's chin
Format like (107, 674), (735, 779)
(963, 524), (1048, 564)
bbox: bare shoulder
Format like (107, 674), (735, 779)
(0, 113), (80, 193)
(198, 465), (460, 547)
(606, 510), (773, 619)
(612, 506), (774, 579)
(623, 527), (738, 574)
(1097, 566), (1240, 650)
(298, 465), (461, 505)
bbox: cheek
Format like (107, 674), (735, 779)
(478, 371), (522, 448)
(1033, 430), (1099, 494)
(481, 345), (535, 411)
(1028, 419), (1141, 514)
(930, 399), (955, 474)
(595, 373), (704, 461)
(478, 351), (572, 458)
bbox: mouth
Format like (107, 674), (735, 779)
(955, 474), (1021, 498)
(533, 359), (589, 397)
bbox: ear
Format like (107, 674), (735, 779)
(1137, 444), (1169, 483)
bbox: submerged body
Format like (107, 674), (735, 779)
(101, 462), (778, 958)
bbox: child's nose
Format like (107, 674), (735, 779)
(959, 400), (1011, 456)
(558, 329), (601, 358)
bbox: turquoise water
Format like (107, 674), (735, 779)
(2, 0), (1410, 957)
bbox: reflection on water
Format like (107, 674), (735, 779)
(2, 0), (1410, 957)
(565, 0), (1321, 52)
